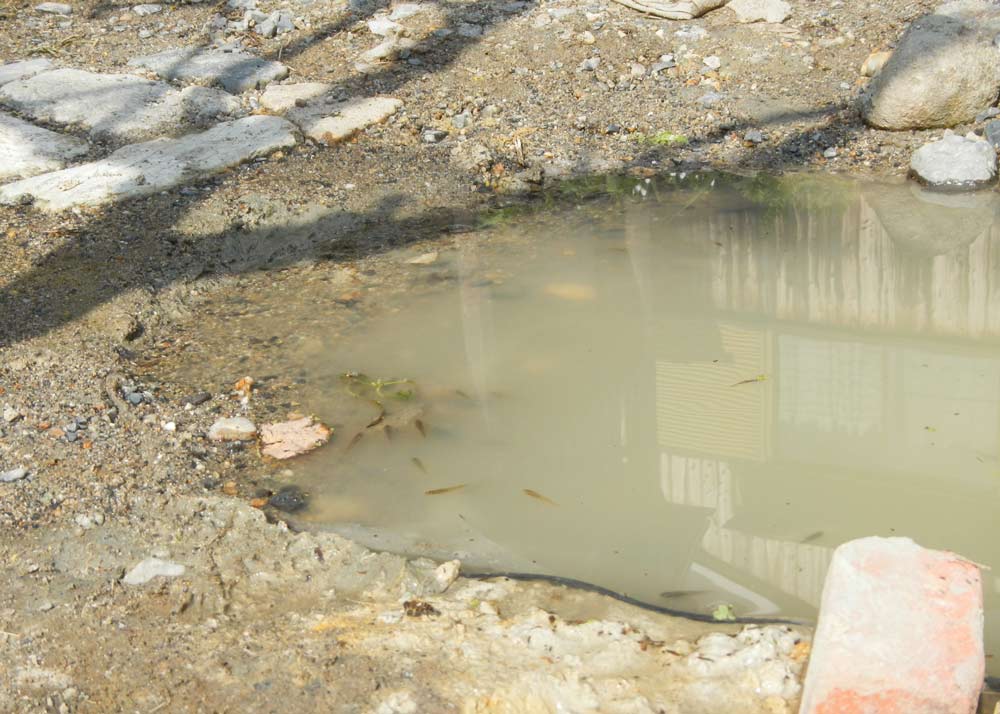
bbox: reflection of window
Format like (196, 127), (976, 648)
(656, 324), (769, 461)
(777, 335), (883, 436)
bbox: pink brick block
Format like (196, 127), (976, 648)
(800, 537), (984, 714)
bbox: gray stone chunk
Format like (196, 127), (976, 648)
(0, 112), (89, 180)
(0, 58), (53, 87)
(862, 2), (1000, 130)
(986, 120), (1000, 149)
(0, 68), (241, 141)
(910, 132), (997, 189)
(129, 46), (289, 93)
(208, 416), (257, 441)
(286, 95), (401, 144)
(0, 115), (297, 211)
(123, 557), (186, 585)
(132, 3), (161, 14)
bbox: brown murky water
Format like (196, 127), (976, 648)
(167, 174), (1000, 657)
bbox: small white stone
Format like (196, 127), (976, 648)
(703, 55), (722, 70)
(0, 467), (28, 483)
(123, 557), (186, 585)
(133, 3), (161, 15)
(208, 416), (257, 441)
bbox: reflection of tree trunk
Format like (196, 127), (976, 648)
(456, 237), (495, 431)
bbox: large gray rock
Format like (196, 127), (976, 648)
(0, 68), (240, 142)
(909, 132), (997, 189)
(861, 2), (1000, 130)
(128, 46), (289, 93)
(0, 112), (88, 180)
(0, 115), (297, 211)
(0, 58), (53, 87)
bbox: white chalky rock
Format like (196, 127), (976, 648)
(0, 58), (53, 87)
(368, 16), (404, 36)
(0, 116), (297, 211)
(727, 0), (790, 23)
(123, 557), (186, 585)
(0, 467), (28, 483)
(128, 46), (289, 93)
(35, 2), (72, 14)
(0, 112), (88, 180)
(259, 82), (332, 112)
(133, 3), (162, 14)
(287, 95), (401, 144)
(207, 416), (259, 441)
(0, 68), (240, 141)
(910, 132), (997, 189)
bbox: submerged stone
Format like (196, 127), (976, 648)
(208, 415), (259, 441)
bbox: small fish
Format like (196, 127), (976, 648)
(523, 489), (558, 506)
(425, 484), (466, 496)
(454, 389), (471, 400)
(414, 418), (427, 438)
(730, 374), (767, 387)
(801, 531), (824, 544)
(366, 409), (385, 429)
(345, 432), (363, 451)
(659, 590), (708, 600)
(383, 424), (394, 441)
(411, 457), (427, 473)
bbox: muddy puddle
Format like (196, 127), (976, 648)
(160, 173), (1000, 662)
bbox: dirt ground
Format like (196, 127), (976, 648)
(0, 0), (959, 710)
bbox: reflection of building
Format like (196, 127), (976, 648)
(637, 179), (1000, 619)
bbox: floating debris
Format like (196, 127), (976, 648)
(730, 374), (768, 387)
(260, 416), (332, 459)
(425, 484), (466, 496)
(712, 603), (737, 621)
(523, 488), (558, 506)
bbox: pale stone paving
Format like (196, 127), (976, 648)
(0, 116), (298, 212)
(0, 68), (241, 142)
(128, 46), (290, 93)
(0, 112), (89, 180)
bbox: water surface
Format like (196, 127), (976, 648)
(170, 174), (1000, 657)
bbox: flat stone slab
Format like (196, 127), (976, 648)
(287, 95), (401, 144)
(259, 82), (332, 112)
(0, 112), (88, 181)
(0, 115), (297, 211)
(128, 46), (289, 94)
(0, 58), (53, 87)
(35, 2), (71, 13)
(123, 557), (185, 585)
(800, 537), (983, 714)
(0, 68), (241, 142)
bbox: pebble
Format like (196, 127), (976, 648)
(268, 485), (308, 512)
(985, 119), (1000, 148)
(976, 107), (1000, 123)
(180, 391), (212, 407)
(133, 3), (161, 14)
(578, 30), (595, 44)
(630, 62), (646, 77)
(123, 557), (186, 585)
(451, 112), (471, 129)
(35, 2), (72, 14)
(2, 406), (21, 423)
(744, 128), (764, 143)
(703, 55), (722, 70)
(208, 416), (257, 441)
(0, 467), (28, 483)
(823, 147), (838, 158)
(579, 57), (601, 71)
(422, 129), (448, 143)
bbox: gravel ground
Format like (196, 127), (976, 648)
(0, 0), (965, 709)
